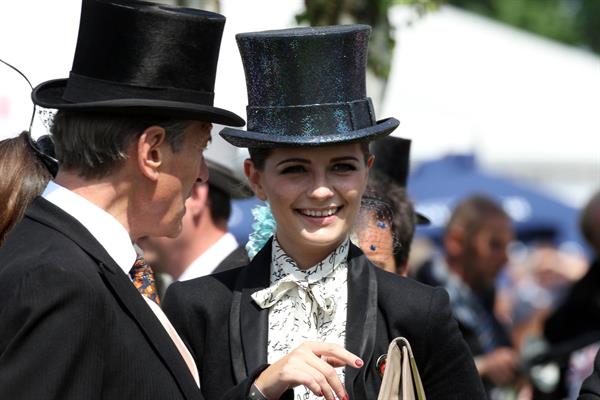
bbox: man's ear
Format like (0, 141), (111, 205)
(188, 182), (209, 217)
(137, 126), (167, 181)
(243, 159), (267, 201)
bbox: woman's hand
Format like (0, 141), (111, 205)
(254, 342), (363, 400)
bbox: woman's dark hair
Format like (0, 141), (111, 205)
(0, 132), (53, 245)
(248, 141), (371, 170)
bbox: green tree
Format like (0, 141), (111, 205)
(447, 0), (600, 55)
(296, 0), (443, 84)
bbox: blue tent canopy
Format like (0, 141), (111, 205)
(408, 154), (585, 250)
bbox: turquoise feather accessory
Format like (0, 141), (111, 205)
(245, 203), (277, 259)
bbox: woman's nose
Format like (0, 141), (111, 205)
(307, 174), (334, 200)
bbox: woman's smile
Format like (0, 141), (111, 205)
(296, 206), (343, 225)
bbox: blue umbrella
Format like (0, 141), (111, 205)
(408, 154), (585, 250)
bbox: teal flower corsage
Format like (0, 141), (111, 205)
(246, 203), (277, 259)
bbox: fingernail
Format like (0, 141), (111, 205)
(342, 395), (349, 400)
(355, 359), (363, 367)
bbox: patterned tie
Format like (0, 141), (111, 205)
(129, 255), (161, 305)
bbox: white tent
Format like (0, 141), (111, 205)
(383, 6), (600, 205)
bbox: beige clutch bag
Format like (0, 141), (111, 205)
(377, 337), (426, 400)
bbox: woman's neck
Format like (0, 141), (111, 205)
(275, 234), (346, 270)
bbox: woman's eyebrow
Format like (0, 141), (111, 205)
(276, 158), (310, 166)
(331, 156), (359, 162)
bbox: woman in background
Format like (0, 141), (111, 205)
(0, 131), (55, 244)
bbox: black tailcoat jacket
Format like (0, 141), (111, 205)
(0, 198), (204, 399)
(163, 238), (486, 399)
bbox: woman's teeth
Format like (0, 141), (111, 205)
(300, 208), (338, 217)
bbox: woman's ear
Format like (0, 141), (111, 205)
(137, 126), (167, 181)
(244, 158), (267, 201)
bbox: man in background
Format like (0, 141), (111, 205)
(417, 195), (519, 393)
(138, 134), (252, 292)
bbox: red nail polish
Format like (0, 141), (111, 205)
(355, 359), (363, 367)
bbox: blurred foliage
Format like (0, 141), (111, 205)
(172, 0), (220, 12)
(447, 0), (600, 54)
(296, 0), (443, 82)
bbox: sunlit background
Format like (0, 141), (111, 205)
(1, 0), (599, 249)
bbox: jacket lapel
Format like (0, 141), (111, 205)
(213, 245), (249, 274)
(229, 238), (272, 383)
(27, 197), (201, 400)
(345, 243), (379, 392)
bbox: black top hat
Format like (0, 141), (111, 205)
(31, 0), (244, 127)
(371, 136), (430, 225)
(205, 159), (252, 199)
(220, 25), (399, 148)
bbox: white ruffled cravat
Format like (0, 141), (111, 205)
(252, 269), (338, 317)
(251, 238), (349, 318)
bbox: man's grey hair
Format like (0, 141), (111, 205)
(50, 111), (192, 179)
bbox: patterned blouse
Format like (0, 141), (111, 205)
(251, 236), (350, 400)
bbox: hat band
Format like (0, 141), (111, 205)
(246, 98), (375, 136)
(62, 72), (215, 105)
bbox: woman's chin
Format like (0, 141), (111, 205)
(299, 228), (347, 248)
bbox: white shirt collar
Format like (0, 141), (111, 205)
(42, 181), (137, 275)
(178, 232), (239, 281)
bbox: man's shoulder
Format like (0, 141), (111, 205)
(168, 266), (244, 299)
(0, 214), (98, 281)
(374, 267), (440, 300)
(373, 267), (450, 322)
(163, 266), (245, 319)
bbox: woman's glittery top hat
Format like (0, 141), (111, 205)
(220, 25), (399, 148)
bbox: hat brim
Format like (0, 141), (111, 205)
(219, 117), (399, 148)
(32, 79), (245, 127)
(416, 212), (431, 226)
(206, 159), (253, 199)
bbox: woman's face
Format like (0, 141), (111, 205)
(245, 143), (372, 260)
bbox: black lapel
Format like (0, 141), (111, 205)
(27, 198), (201, 400)
(213, 246), (249, 274)
(229, 238), (272, 383)
(344, 243), (378, 391)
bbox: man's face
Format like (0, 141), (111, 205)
(147, 122), (211, 238)
(463, 216), (513, 292)
(137, 182), (207, 276)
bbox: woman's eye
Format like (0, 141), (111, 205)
(332, 163), (357, 172)
(280, 165), (306, 174)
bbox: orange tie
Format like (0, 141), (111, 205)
(129, 255), (161, 305)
